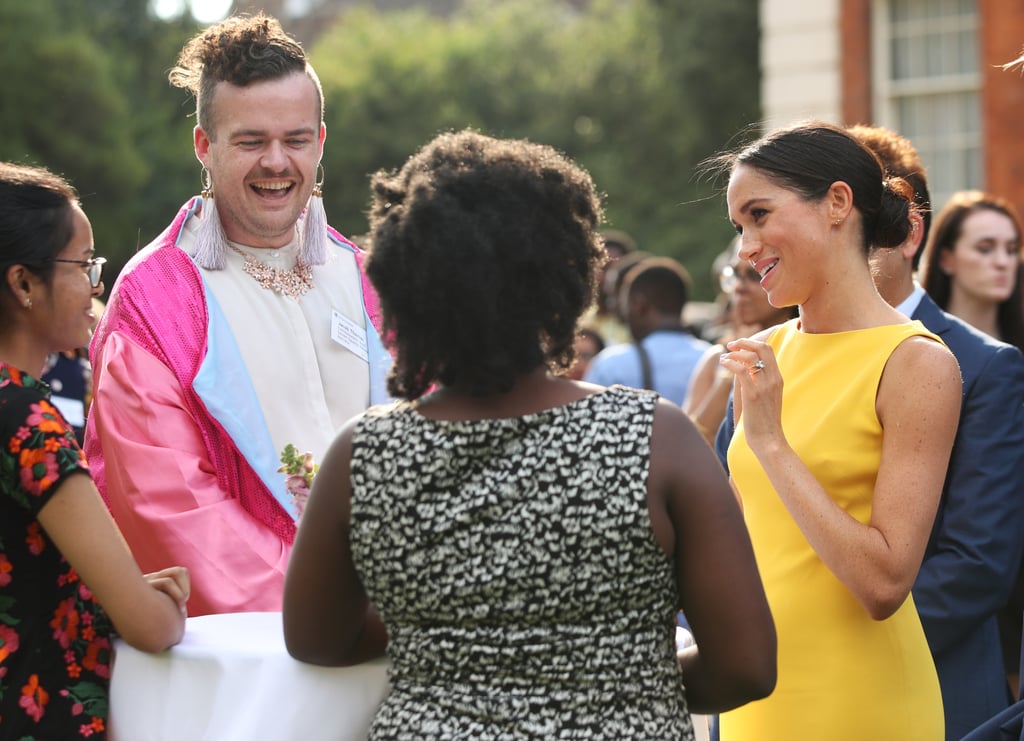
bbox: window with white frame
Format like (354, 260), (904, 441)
(872, 0), (982, 214)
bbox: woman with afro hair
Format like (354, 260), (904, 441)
(284, 129), (776, 739)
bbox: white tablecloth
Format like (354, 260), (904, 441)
(109, 611), (389, 740)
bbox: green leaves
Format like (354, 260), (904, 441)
(0, 0), (757, 299)
(313, 0), (758, 298)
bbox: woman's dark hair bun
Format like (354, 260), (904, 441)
(871, 177), (914, 249)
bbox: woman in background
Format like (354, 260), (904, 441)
(0, 162), (189, 738)
(284, 129), (776, 739)
(566, 326), (605, 381)
(919, 190), (1024, 351)
(920, 190), (1024, 705)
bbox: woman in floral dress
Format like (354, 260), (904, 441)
(0, 162), (190, 739)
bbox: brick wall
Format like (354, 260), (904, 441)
(980, 0), (1024, 219)
(840, 0), (872, 126)
(840, 0), (1024, 216)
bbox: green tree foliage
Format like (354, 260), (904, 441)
(1, 2), (144, 254)
(0, 0), (199, 278)
(647, 0), (763, 290)
(313, 0), (759, 297)
(0, 0), (757, 299)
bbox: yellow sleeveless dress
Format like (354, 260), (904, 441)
(720, 319), (944, 741)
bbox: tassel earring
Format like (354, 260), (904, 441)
(192, 166), (228, 270)
(299, 163), (328, 267)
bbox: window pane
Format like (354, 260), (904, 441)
(935, 96), (955, 138)
(883, 0), (980, 216)
(892, 37), (910, 79)
(963, 91), (981, 134)
(959, 29), (978, 75)
(908, 33), (925, 79)
(962, 146), (981, 191)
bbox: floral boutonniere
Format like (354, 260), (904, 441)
(278, 443), (318, 522)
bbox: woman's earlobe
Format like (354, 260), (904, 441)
(5, 264), (37, 310)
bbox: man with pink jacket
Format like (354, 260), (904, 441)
(84, 14), (389, 616)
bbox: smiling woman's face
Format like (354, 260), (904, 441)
(34, 203), (101, 354)
(726, 165), (829, 310)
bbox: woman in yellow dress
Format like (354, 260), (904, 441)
(714, 122), (961, 740)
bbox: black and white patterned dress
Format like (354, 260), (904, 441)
(350, 385), (695, 739)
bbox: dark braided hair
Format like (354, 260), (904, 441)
(366, 130), (606, 400)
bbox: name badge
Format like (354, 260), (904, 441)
(331, 309), (369, 362)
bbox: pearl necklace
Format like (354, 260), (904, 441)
(225, 242), (313, 300)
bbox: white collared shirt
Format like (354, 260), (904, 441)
(894, 283), (927, 320)
(180, 218), (369, 462)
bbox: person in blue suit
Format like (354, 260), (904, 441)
(958, 41), (1024, 741)
(715, 125), (1024, 741)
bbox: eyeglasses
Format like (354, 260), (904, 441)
(48, 257), (107, 288)
(719, 263), (760, 294)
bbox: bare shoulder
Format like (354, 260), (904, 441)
(323, 413), (361, 461)
(652, 395), (699, 439)
(650, 398), (701, 486)
(888, 333), (961, 385)
(879, 334), (961, 415)
(309, 414), (363, 519)
(650, 397), (728, 490)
